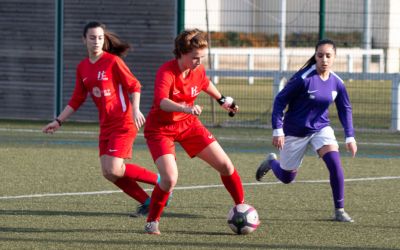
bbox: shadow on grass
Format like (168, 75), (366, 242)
(0, 209), (204, 219)
(0, 227), (130, 234)
(0, 209), (127, 217)
(0, 236), (396, 250)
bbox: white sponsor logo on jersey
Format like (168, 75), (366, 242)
(92, 87), (102, 97)
(103, 89), (111, 96)
(97, 71), (108, 80)
(92, 87), (111, 98)
(191, 86), (200, 97)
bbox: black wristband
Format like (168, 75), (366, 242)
(217, 95), (226, 105)
(55, 118), (62, 126)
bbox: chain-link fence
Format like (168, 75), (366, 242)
(184, 0), (400, 131)
(1, 0), (399, 132)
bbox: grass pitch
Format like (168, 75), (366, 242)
(0, 120), (399, 249)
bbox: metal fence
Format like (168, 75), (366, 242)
(2, 0), (400, 132)
(202, 70), (400, 132)
(183, 0), (400, 132)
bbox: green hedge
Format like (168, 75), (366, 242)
(210, 31), (363, 47)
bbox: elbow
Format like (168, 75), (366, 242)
(159, 98), (173, 112)
(159, 99), (168, 111)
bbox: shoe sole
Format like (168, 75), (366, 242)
(334, 218), (354, 223)
(146, 231), (161, 235)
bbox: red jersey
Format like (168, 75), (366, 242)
(68, 52), (141, 138)
(146, 59), (210, 125)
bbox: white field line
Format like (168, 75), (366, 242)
(1, 127), (400, 147)
(1, 176), (399, 200)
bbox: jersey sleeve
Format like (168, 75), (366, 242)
(67, 69), (88, 111)
(335, 81), (355, 138)
(113, 57), (141, 93)
(153, 66), (174, 106)
(271, 76), (304, 129)
(199, 65), (211, 90)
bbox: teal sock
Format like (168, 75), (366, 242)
(144, 197), (151, 206)
(156, 174), (161, 183)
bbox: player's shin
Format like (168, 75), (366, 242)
(322, 151), (345, 208)
(146, 184), (171, 222)
(220, 168), (245, 204)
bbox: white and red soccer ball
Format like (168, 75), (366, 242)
(227, 203), (260, 235)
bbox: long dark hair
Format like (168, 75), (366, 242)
(299, 39), (337, 71)
(83, 21), (130, 57)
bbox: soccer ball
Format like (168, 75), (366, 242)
(227, 203), (260, 235)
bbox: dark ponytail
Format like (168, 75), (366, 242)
(299, 39), (337, 71)
(83, 21), (130, 57)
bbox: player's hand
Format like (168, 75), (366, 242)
(133, 108), (146, 129)
(346, 141), (357, 157)
(272, 136), (285, 150)
(183, 105), (202, 116)
(189, 104), (203, 116)
(222, 97), (239, 117)
(192, 104), (203, 116)
(42, 121), (60, 134)
(221, 96), (238, 111)
(228, 103), (239, 116)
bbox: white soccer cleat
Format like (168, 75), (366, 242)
(145, 221), (161, 235)
(255, 153), (277, 181)
(334, 209), (354, 223)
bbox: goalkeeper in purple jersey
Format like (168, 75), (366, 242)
(256, 39), (357, 222)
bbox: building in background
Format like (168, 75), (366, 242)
(185, 0), (400, 72)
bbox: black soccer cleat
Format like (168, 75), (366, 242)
(255, 153), (277, 181)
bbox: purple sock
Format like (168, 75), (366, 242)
(270, 159), (297, 184)
(322, 151), (345, 208)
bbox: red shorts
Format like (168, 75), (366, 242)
(99, 127), (136, 159)
(144, 116), (216, 161)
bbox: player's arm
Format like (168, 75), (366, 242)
(131, 92), (145, 129)
(271, 77), (303, 150)
(112, 57), (145, 129)
(155, 68), (202, 115)
(43, 68), (86, 134)
(160, 98), (202, 116)
(204, 81), (238, 115)
(42, 105), (75, 134)
(271, 77), (303, 132)
(335, 83), (357, 157)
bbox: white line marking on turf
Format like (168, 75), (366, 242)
(0, 128), (98, 135)
(1, 127), (400, 146)
(1, 176), (399, 200)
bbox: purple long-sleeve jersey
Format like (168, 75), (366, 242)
(272, 64), (355, 138)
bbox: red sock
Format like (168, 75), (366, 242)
(125, 163), (158, 185)
(220, 168), (245, 204)
(114, 177), (149, 204)
(147, 184), (170, 222)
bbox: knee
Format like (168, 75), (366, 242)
(280, 169), (297, 184)
(159, 174), (178, 191)
(217, 160), (235, 176)
(102, 165), (123, 182)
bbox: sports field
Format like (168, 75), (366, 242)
(1, 120), (399, 250)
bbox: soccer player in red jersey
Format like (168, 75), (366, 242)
(42, 21), (159, 217)
(143, 29), (247, 234)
